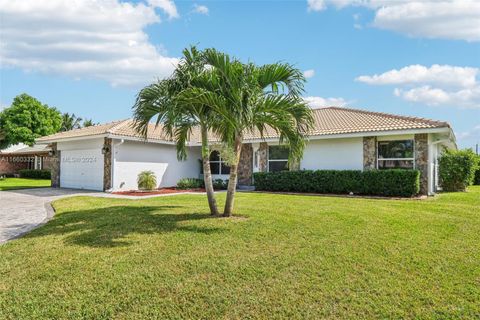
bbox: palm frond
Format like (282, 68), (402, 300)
(257, 63), (306, 97)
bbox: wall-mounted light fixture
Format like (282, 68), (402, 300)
(101, 146), (110, 154)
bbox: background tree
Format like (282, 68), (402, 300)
(61, 113), (83, 131)
(83, 119), (97, 127)
(133, 46), (221, 215)
(0, 93), (62, 148)
(183, 49), (313, 216)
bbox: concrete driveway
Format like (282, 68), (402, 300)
(0, 188), (102, 244)
(0, 187), (208, 244)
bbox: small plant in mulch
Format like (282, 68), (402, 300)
(137, 171), (157, 191)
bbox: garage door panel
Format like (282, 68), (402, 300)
(60, 149), (104, 191)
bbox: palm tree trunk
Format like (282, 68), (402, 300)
(201, 125), (219, 215)
(223, 135), (243, 216)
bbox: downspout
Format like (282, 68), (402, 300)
(108, 139), (124, 192)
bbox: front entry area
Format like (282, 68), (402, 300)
(60, 149), (104, 191)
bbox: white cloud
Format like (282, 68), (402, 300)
(307, 0), (327, 11)
(193, 4), (209, 15)
(304, 96), (348, 108)
(307, 0), (480, 42)
(303, 69), (315, 79)
(374, 1), (480, 42)
(148, 0), (179, 19)
(357, 65), (480, 108)
(0, 0), (180, 87)
(356, 65), (478, 88)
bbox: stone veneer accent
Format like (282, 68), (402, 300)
(50, 142), (60, 188)
(363, 136), (377, 171)
(103, 138), (112, 191)
(237, 144), (253, 185)
(415, 133), (429, 195)
(258, 142), (268, 172)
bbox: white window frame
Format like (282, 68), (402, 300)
(376, 139), (415, 169)
(267, 145), (289, 172)
(209, 151), (230, 175)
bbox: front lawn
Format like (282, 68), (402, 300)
(0, 177), (51, 191)
(1, 188), (479, 319)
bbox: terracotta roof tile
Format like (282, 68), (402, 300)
(36, 107), (450, 143)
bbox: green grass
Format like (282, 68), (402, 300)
(1, 188), (479, 319)
(0, 177), (51, 191)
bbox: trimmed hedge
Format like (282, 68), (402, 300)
(18, 169), (51, 179)
(474, 155), (480, 186)
(177, 178), (204, 189)
(253, 169), (420, 197)
(439, 149), (478, 191)
(177, 177), (229, 190)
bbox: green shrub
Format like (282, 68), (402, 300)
(212, 179), (228, 190)
(137, 171), (157, 191)
(177, 178), (229, 190)
(439, 149), (479, 191)
(474, 155), (480, 186)
(18, 169), (51, 179)
(177, 178), (204, 189)
(254, 169), (420, 197)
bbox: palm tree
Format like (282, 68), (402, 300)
(132, 46), (221, 215)
(182, 49), (314, 216)
(61, 113), (82, 131)
(83, 119), (96, 127)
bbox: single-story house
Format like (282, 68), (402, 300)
(36, 107), (456, 195)
(0, 144), (53, 175)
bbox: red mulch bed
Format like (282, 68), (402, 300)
(112, 187), (205, 196)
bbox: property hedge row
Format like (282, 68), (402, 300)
(18, 169), (51, 179)
(253, 169), (420, 197)
(439, 149), (478, 191)
(474, 154), (480, 186)
(176, 178), (228, 190)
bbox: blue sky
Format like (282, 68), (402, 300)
(1, 0), (479, 148)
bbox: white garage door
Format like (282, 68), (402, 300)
(60, 149), (104, 191)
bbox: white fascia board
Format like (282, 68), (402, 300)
(35, 134), (108, 144)
(107, 134), (178, 145)
(241, 127), (451, 144)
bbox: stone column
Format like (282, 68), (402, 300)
(237, 143), (253, 185)
(50, 142), (60, 188)
(363, 136), (376, 171)
(103, 138), (112, 191)
(415, 133), (429, 195)
(258, 142), (268, 172)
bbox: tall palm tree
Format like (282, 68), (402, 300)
(132, 47), (221, 215)
(61, 113), (82, 131)
(181, 49), (314, 216)
(83, 119), (96, 127)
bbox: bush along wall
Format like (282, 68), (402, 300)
(253, 169), (420, 197)
(176, 178), (228, 190)
(18, 169), (51, 179)
(438, 149), (479, 191)
(474, 154), (480, 186)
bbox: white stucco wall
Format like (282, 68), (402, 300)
(113, 140), (201, 190)
(300, 137), (363, 170)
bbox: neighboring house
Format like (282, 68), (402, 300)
(36, 107), (456, 195)
(0, 143), (53, 175)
